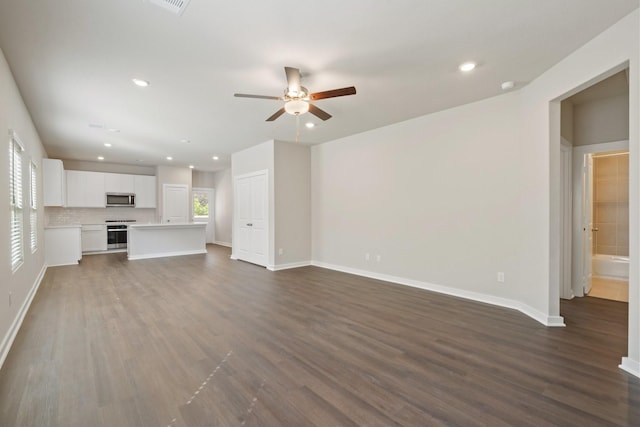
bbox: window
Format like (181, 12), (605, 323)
(193, 191), (210, 219)
(30, 160), (37, 252)
(9, 131), (24, 272)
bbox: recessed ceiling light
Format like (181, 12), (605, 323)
(104, 143), (112, 147)
(107, 128), (120, 133)
(305, 122), (315, 129)
(97, 156), (104, 161)
(459, 62), (476, 72)
(89, 123), (104, 129)
(180, 139), (191, 144)
(136, 159), (144, 162)
(212, 156), (219, 160)
(501, 81), (515, 90)
(189, 165), (195, 169)
(166, 156), (173, 160)
(132, 78), (150, 87)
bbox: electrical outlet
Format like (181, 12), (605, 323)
(376, 254), (381, 262)
(278, 248), (284, 256)
(497, 272), (505, 283)
(365, 253), (370, 261)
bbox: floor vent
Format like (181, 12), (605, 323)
(146, 0), (192, 16)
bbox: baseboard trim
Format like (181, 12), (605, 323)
(268, 261), (312, 271)
(0, 263), (47, 370)
(128, 249), (207, 260)
(311, 261), (564, 327)
(214, 241), (232, 248)
(620, 357), (640, 378)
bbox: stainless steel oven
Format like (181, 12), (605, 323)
(106, 220), (136, 249)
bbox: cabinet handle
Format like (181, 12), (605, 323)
(247, 223), (253, 227)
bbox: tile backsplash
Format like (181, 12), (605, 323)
(45, 207), (157, 226)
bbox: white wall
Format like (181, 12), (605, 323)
(573, 93), (630, 145)
(312, 92), (525, 305)
(0, 48), (47, 367)
(310, 9), (640, 376)
(61, 159), (155, 175)
(192, 170), (216, 188)
(274, 141), (311, 266)
(212, 169), (232, 246)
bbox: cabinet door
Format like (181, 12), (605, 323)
(66, 171), (105, 207)
(81, 226), (107, 252)
(105, 173), (135, 193)
(134, 175), (156, 208)
(43, 159), (65, 206)
(65, 170), (85, 207)
(84, 172), (106, 207)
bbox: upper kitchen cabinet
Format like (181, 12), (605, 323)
(66, 170), (105, 207)
(42, 159), (65, 206)
(105, 173), (135, 194)
(134, 175), (156, 208)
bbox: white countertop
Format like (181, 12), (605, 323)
(45, 225), (82, 229)
(129, 222), (206, 229)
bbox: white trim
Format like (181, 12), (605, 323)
(619, 357), (640, 378)
(46, 260), (80, 267)
(214, 241), (232, 248)
(0, 264), (46, 369)
(268, 261), (311, 271)
(311, 260), (565, 327)
(128, 249), (207, 260)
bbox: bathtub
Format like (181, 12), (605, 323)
(592, 254), (629, 280)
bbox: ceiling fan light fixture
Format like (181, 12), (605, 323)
(284, 99), (309, 116)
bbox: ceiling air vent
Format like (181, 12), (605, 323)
(146, 0), (192, 15)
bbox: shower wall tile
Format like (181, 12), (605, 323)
(593, 154), (629, 257)
(596, 203), (617, 223)
(595, 156), (617, 178)
(597, 245), (616, 255)
(595, 179), (617, 202)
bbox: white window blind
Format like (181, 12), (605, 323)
(30, 160), (37, 252)
(9, 131), (24, 272)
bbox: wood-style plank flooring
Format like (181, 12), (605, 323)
(0, 245), (638, 426)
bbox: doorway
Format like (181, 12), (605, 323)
(192, 187), (215, 244)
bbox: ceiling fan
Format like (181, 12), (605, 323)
(234, 66), (356, 122)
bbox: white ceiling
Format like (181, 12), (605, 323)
(0, 0), (638, 171)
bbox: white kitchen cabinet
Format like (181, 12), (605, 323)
(134, 175), (157, 208)
(45, 226), (82, 266)
(81, 224), (107, 252)
(105, 173), (135, 194)
(42, 159), (66, 206)
(66, 170), (105, 207)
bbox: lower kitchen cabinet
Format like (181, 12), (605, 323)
(81, 224), (107, 252)
(45, 226), (82, 266)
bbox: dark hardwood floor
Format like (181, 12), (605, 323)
(0, 245), (638, 426)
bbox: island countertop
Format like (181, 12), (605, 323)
(128, 222), (206, 229)
(127, 222), (207, 260)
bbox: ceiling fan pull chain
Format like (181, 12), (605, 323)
(295, 114), (300, 143)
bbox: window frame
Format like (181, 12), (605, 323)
(9, 130), (25, 272)
(30, 159), (38, 253)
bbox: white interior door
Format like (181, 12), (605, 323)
(233, 171), (268, 266)
(163, 184), (189, 223)
(583, 154), (594, 294)
(192, 187), (215, 243)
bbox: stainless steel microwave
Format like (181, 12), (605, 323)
(106, 193), (135, 207)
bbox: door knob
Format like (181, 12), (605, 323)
(247, 223), (253, 227)
(592, 227), (599, 232)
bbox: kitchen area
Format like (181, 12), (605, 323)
(43, 159), (207, 266)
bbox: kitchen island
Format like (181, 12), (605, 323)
(127, 223), (207, 260)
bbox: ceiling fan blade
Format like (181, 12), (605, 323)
(308, 104), (332, 121)
(234, 93), (284, 100)
(284, 66), (301, 90)
(309, 86), (356, 101)
(266, 108), (286, 122)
